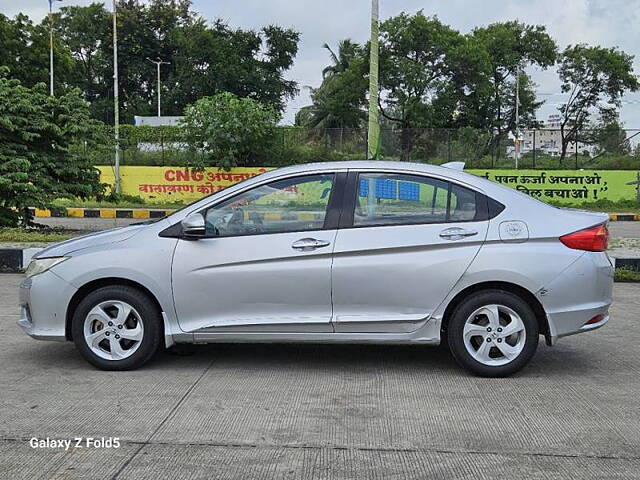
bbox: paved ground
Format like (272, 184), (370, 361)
(1, 274), (640, 479)
(609, 222), (640, 239)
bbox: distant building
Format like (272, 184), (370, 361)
(133, 116), (184, 127)
(520, 114), (592, 157)
(133, 116), (185, 152)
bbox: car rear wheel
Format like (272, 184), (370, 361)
(447, 290), (539, 377)
(72, 286), (163, 371)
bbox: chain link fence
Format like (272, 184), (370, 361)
(92, 126), (640, 170)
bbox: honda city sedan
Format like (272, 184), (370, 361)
(18, 161), (613, 376)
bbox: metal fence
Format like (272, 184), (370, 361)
(92, 127), (640, 170)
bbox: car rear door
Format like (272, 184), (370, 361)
(331, 170), (490, 333)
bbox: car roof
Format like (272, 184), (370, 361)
(270, 160), (455, 176)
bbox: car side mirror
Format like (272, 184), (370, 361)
(181, 213), (206, 238)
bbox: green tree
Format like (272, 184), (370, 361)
(0, 13), (74, 90)
(168, 20), (299, 118)
(0, 72), (104, 226)
(181, 92), (279, 169)
(377, 12), (466, 156)
(321, 39), (361, 78)
(1, 2), (300, 123)
(57, 3), (111, 110)
(557, 44), (639, 161)
(297, 40), (367, 128)
(467, 21), (556, 140)
(587, 107), (630, 155)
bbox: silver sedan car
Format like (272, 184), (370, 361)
(18, 161), (613, 376)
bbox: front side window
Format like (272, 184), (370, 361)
(353, 173), (480, 227)
(204, 174), (334, 236)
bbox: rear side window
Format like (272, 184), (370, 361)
(352, 173), (494, 227)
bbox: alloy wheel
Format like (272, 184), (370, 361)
(83, 300), (144, 361)
(462, 304), (526, 366)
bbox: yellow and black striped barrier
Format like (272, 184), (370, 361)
(28, 208), (326, 222)
(608, 213), (640, 221)
(29, 208), (176, 219)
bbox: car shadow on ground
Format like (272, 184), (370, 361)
(12, 337), (597, 378)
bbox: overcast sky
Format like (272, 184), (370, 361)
(3, 0), (640, 127)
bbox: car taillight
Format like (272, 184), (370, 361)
(559, 224), (609, 252)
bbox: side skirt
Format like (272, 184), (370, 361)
(173, 318), (442, 345)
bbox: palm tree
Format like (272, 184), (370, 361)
(321, 39), (361, 78)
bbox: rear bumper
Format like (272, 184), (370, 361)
(18, 270), (77, 342)
(542, 251), (613, 345)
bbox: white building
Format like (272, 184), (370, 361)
(133, 115), (184, 127)
(520, 114), (592, 157)
(132, 116), (186, 152)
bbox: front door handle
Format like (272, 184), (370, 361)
(439, 227), (478, 241)
(292, 238), (331, 251)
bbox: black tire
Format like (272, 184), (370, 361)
(72, 285), (163, 371)
(447, 289), (539, 377)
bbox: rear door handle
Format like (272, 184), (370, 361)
(292, 238), (331, 251)
(439, 227), (478, 241)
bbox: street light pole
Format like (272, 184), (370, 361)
(514, 63), (521, 169)
(48, 0), (62, 96)
(112, 0), (120, 194)
(147, 58), (170, 117)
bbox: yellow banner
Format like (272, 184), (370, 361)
(98, 166), (638, 205)
(98, 166), (274, 202)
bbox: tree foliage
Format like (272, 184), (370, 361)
(296, 40), (367, 128)
(0, 1), (300, 123)
(0, 71), (104, 226)
(464, 21), (556, 138)
(300, 13), (559, 158)
(587, 107), (631, 156)
(557, 44), (639, 160)
(181, 92), (279, 170)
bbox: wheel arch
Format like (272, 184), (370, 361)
(65, 277), (165, 343)
(441, 281), (550, 340)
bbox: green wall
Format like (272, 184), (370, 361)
(468, 169), (637, 203)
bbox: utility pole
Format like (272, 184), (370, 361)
(367, 0), (380, 160)
(48, 0), (62, 96)
(147, 58), (170, 117)
(514, 64), (521, 169)
(112, 0), (121, 194)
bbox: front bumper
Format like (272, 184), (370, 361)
(542, 251), (614, 345)
(18, 270), (77, 342)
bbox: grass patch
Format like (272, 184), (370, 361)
(0, 228), (75, 243)
(614, 267), (640, 282)
(550, 198), (640, 213)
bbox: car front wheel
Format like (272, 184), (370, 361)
(72, 285), (163, 370)
(447, 290), (539, 377)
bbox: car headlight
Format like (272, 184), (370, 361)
(25, 257), (69, 278)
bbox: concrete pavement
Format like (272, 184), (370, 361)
(1, 273), (640, 479)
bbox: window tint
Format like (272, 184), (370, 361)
(353, 173), (480, 227)
(204, 174), (334, 236)
(449, 183), (478, 221)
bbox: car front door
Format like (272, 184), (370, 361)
(331, 170), (490, 333)
(172, 171), (345, 334)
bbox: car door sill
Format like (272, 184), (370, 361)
(187, 331), (440, 345)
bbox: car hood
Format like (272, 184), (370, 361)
(34, 223), (149, 259)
